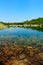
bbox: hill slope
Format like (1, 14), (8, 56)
(0, 17), (43, 25)
(22, 18), (43, 24)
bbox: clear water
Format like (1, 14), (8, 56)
(0, 27), (43, 46)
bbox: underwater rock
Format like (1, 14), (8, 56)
(0, 45), (43, 65)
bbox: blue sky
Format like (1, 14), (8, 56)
(0, 0), (43, 22)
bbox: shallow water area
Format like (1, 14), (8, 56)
(0, 27), (43, 46)
(0, 27), (43, 65)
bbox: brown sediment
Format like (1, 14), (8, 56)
(0, 45), (43, 65)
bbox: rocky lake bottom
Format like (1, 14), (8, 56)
(0, 44), (43, 65)
(0, 27), (43, 65)
(0, 36), (43, 65)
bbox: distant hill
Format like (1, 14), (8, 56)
(21, 18), (43, 24)
(0, 17), (43, 25)
(0, 18), (43, 29)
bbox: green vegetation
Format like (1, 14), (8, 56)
(0, 17), (43, 29)
(22, 17), (43, 24)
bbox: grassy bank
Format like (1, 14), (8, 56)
(0, 23), (7, 29)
